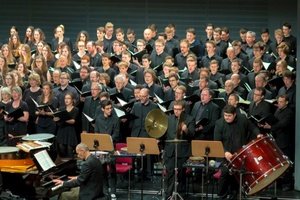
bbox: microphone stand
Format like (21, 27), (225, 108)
(140, 143), (145, 200)
(205, 147), (210, 200)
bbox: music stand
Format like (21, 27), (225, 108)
(127, 137), (160, 200)
(81, 133), (114, 152)
(191, 140), (224, 200)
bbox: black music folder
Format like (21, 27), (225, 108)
(82, 112), (96, 124)
(268, 76), (284, 89)
(114, 107), (137, 120)
(213, 98), (227, 109)
(247, 114), (278, 125)
(30, 96), (50, 110)
(184, 94), (200, 104)
(69, 79), (84, 91)
(109, 54), (121, 63)
(128, 49), (146, 62)
(153, 62), (164, 72)
(4, 107), (24, 119)
(196, 118), (209, 127)
(53, 109), (72, 121)
(74, 86), (91, 97)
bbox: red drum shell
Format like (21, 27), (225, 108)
(229, 135), (290, 195)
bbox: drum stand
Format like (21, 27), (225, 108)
(232, 159), (255, 200)
(168, 141), (183, 200)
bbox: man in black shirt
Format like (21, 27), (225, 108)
(54, 143), (106, 200)
(214, 105), (261, 199)
(94, 99), (120, 143)
(282, 22), (297, 56)
(164, 100), (195, 198)
(82, 82), (102, 133)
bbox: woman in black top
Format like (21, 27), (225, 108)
(4, 86), (29, 145)
(35, 82), (58, 134)
(54, 93), (78, 158)
(23, 73), (42, 134)
(0, 87), (12, 146)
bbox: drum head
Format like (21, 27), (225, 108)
(22, 133), (55, 141)
(247, 161), (290, 195)
(0, 146), (19, 153)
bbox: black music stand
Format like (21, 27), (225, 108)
(127, 137), (160, 200)
(191, 140), (224, 200)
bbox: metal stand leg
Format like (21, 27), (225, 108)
(152, 157), (166, 200)
(168, 143), (184, 200)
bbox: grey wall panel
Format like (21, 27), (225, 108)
(0, 0), (296, 45)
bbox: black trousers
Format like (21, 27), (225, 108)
(218, 164), (239, 199)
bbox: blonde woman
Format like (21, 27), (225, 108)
(23, 72), (42, 134)
(0, 55), (8, 85)
(1, 44), (16, 70)
(51, 24), (73, 52)
(19, 44), (32, 69)
(0, 87), (12, 145)
(31, 55), (51, 83)
(8, 33), (22, 60)
(42, 44), (56, 68)
(4, 86), (29, 144)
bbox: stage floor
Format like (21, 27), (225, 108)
(113, 174), (300, 200)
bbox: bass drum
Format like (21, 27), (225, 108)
(229, 135), (291, 195)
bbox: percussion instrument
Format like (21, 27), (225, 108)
(22, 133), (55, 141)
(145, 109), (168, 138)
(229, 135), (291, 195)
(0, 146), (19, 159)
(165, 139), (187, 143)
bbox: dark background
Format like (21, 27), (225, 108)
(0, 0), (297, 43)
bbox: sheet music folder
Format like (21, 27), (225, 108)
(33, 149), (56, 175)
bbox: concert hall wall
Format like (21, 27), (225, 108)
(0, 0), (297, 43)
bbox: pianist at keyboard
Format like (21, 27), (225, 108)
(53, 143), (107, 200)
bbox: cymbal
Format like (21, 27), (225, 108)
(145, 109), (168, 138)
(165, 138), (187, 143)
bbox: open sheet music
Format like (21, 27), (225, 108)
(34, 150), (56, 171)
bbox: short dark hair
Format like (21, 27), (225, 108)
(223, 105), (236, 114)
(283, 70), (296, 80)
(282, 22), (292, 29)
(255, 87), (266, 96)
(173, 100), (185, 108)
(261, 28), (269, 34)
(277, 94), (289, 102)
(134, 84), (144, 90)
(101, 99), (113, 109)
